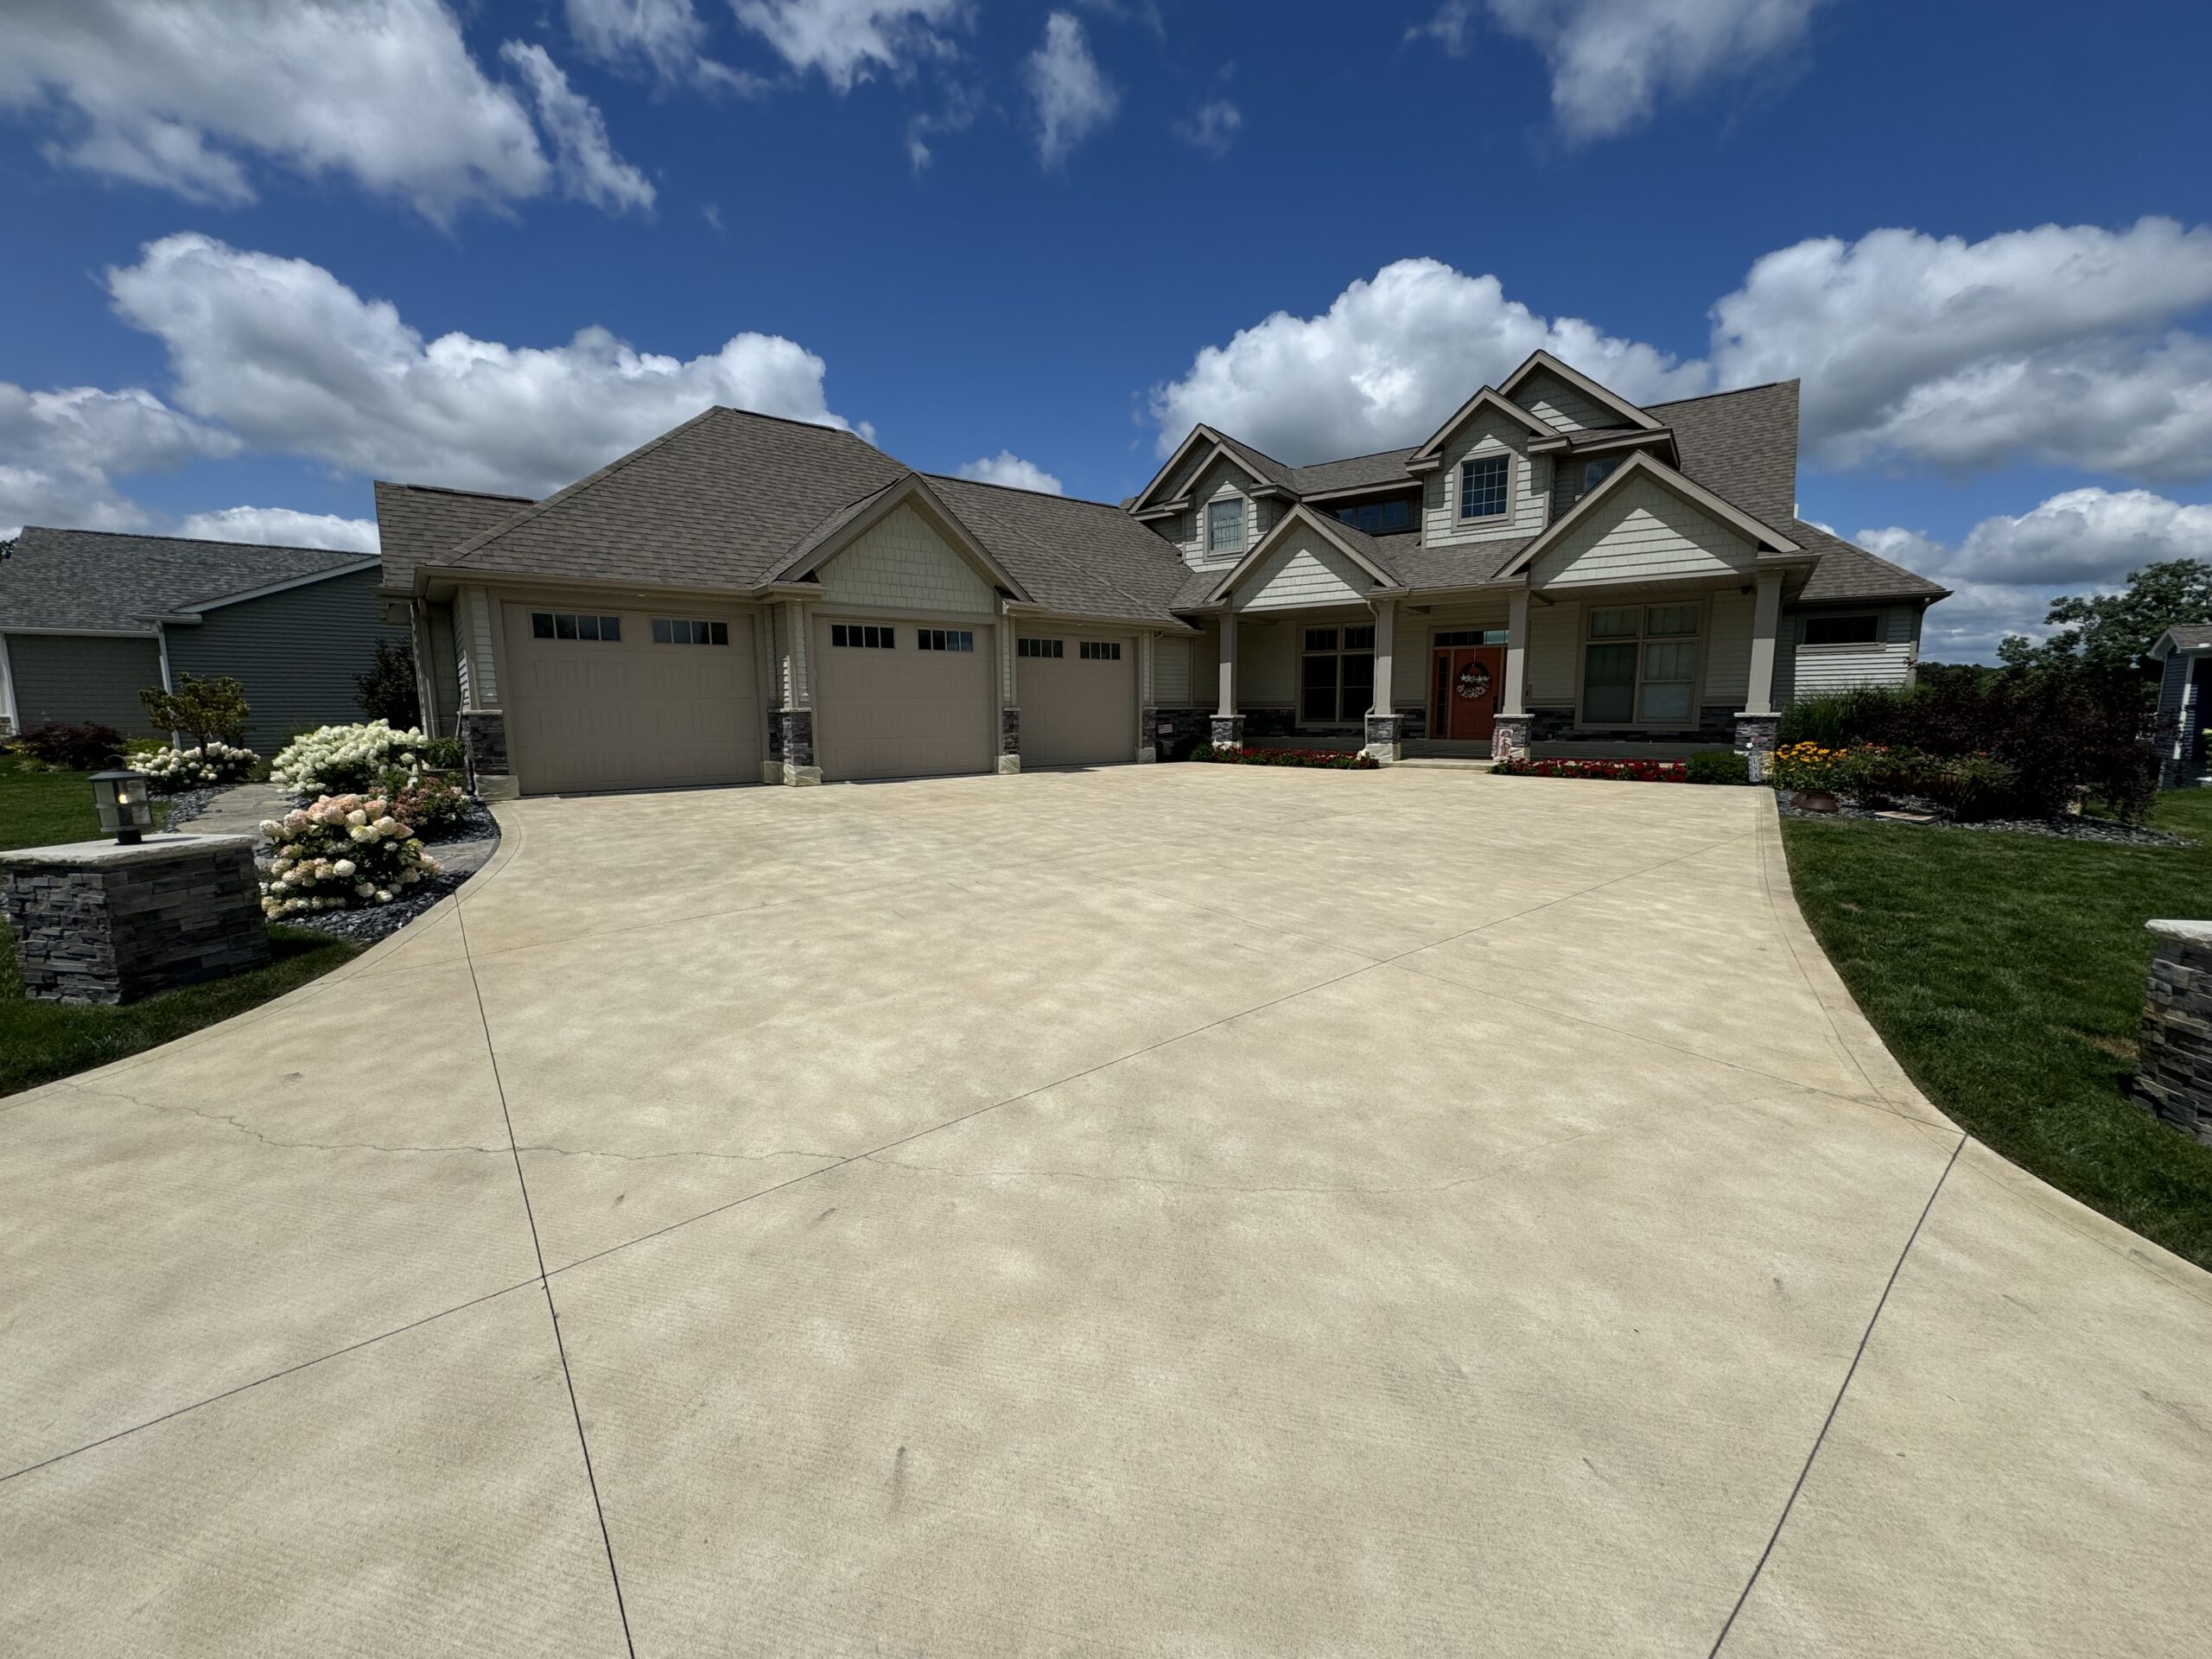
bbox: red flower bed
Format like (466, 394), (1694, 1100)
(1491, 755), (1688, 783)
(1195, 745), (1379, 771)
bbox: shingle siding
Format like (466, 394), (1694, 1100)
(1422, 411), (1547, 548)
(1233, 527), (1369, 612)
(1514, 369), (1616, 434)
(163, 568), (404, 751)
(3, 632), (166, 737)
(816, 505), (995, 614)
(1529, 477), (1758, 588)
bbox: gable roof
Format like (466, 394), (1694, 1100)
(1405, 387), (1553, 468)
(766, 472), (1033, 601)
(1787, 521), (1949, 602)
(0, 526), (370, 633)
(1286, 448), (1421, 499)
(1495, 450), (1801, 581)
(925, 474), (1198, 626)
(2153, 623), (2212, 656)
(1200, 503), (1406, 607)
(372, 481), (534, 599)
(1645, 381), (1800, 526)
(1499, 350), (1664, 431)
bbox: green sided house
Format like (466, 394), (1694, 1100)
(0, 527), (400, 750)
(374, 350), (1948, 798)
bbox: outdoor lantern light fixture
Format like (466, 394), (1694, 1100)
(90, 770), (156, 846)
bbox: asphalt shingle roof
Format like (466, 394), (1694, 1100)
(2162, 623), (2212, 652)
(1284, 448), (1421, 498)
(1789, 521), (1950, 602)
(924, 474), (1196, 626)
(0, 526), (369, 632)
(1645, 382), (1801, 527)
(372, 481), (534, 597)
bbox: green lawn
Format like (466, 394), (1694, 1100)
(1783, 789), (2212, 1269)
(1, 756), (357, 1098)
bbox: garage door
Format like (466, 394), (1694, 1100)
(503, 603), (760, 794)
(812, 616), (994, 781)
(1017, 631), (1138, 768)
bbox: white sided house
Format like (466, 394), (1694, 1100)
(375, 350), (1948, 797)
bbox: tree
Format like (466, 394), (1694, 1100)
(354, 637), (422, 728)
(1998, 557), (2212, 674)
(139, 672), (250, 752)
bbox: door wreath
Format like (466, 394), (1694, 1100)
(1455, 663), (1493, 701)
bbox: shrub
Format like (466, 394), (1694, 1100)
(1684, 749), (1751, 785)
(138, 741), (259, 793)
(390, 776), (475, 838)
(270, 720), (431, 797)
(1193, 745), (1379, 770)
(418, 735), (467, 772)
(139, 672), (249, 752)
(1921, 753), (2018, 822)
(9, 721), (125, 770)
(257, 793), (442, 916)
(354, 638), (422, 728)
(1492, 756), (1688, 782)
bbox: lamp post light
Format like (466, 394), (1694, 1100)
(90, 770), (156, 846)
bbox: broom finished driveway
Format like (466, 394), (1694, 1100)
(3, 766), (2209, 1656)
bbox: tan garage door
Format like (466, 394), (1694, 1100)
(812, 616), (994, 781)
(1017, 631), (1137, 768)
(503, 603), (760, 794)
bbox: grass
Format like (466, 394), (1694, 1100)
(1782, 789), (2212, 1269)
(1, 755), (357, 1098)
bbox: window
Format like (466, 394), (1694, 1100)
(1335, 499), (1413, 534)
(651, 618), (729, 645)
(918, 628), (974, 652)
(830, 623), (895, 649)
(1581, 456), (1621, 493)
(1300, 624), (1376, 723)
(531, 611), (621, 642)
(1079, 640), (1122, 661)
(1581, 604), (1701, 727)
(1434, 628), (1508, 647)
(1802, 614), (1881, 646)
(1459, 454), (1510, 520)
(1207, 497), (1245, 553)
(1018, 637), (1063, 658)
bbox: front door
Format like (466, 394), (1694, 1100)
(1432, 645), (1503, 741)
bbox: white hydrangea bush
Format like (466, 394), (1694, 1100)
(138, 740), (258, 792)
(269, 720), (429, 797)
(258, 794), (442, 917)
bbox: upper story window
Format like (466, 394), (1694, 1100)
(532, 611), (620, 642)
(1581, 456), (1621, 493)
(1459, 454), (1510, 520)
(1206, 497), (1244, 554)
(1802, 614), (1882, 646)
(1334, 499), (1412, 534)
(652, 618), (728, 645)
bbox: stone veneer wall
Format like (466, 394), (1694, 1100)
(1529, 704), (1738, 745)
(2135, 921), (2212, 1144)
(3, 838), (268, 1004)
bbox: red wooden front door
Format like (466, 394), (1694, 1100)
(1433, 645), (1503, 741)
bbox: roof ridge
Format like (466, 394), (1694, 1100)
(1643, 378), (1797, 411)
(938, 474), (1183, 621)
(11, 524), (363, 559)
(923, 471), (1130, 513)
(1291, 443), (1418, 468)
(375, 480), (535, 504)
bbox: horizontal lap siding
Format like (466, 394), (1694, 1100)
(1777, 606), (1917, 700)
(1422, 412), (1547, 548)
(1154, 636), (1193, 704)
(1531, 477), (1757, 588)
(1516, 370), (1613, 433)
(166, 568), (403, 752)
(1525, 601), (1582, 707)
(1241, 620), (1294, 705)
(817, 505), (995, 613)
(1236, 528), (1367, 612)
(4, 632), (166, 737)
(1701, 588), (1755, 707)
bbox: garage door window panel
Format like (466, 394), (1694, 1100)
(533, 611), (622, 642)
(652, 618), (729, 645)
(918, 629), (974, 652)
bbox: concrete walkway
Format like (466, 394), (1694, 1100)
(3, 766), (2207, 1656)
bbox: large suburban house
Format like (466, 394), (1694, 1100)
(0, 527), (398, 750)
(373, 350), (1948, 798)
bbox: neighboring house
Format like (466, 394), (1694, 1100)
(2152, 624), (2212, 786)
(0, 527), (398, 752)
(375, 349), (1948, 798)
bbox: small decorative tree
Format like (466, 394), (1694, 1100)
(354, 638), (422, 728)
(140, 672), (251, 752)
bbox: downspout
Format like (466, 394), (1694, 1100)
(0, 631), (16, 737)
(154, 621), (179, 747)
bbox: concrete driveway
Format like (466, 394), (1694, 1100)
(4, 766), (2209, 1656)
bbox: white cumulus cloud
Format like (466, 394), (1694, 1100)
(1174, 98), (1242, 159)
(499, 42), (657, 214)
(0, 382), (238, 538)
(105, 232), (855, 498)
(957, 452), (1063, 494)
(1409, 0), (1829, 143)
(175, 506), (382, 554)
(0, 0), (556, 222)
(730, 0), (967, 92)
(1026, 12), (1118, 167)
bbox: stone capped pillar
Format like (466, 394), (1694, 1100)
(999, 707), (1021, 775)
(1210, 714), (1246, 751)
(1491, 713), (1531, 762)
(1733, 712), (1782, 781)
(1, 833), (268, 1005)
(778, 707), (821, 786)
(460, 709), (514, 800)
(2135, 919), (2212, 1143)
(1363, 713), (1404, 763)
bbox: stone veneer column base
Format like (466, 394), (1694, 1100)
(1362, 712), (1405, 763)
(999, 707), (1021, 774)
(1210, 714), (1245, 751)
(1490, 713), (1532, 761)
(459, 709), (512, 798)
(2135, 920), (2212, 1143)
(1733, 711), (1783, 782)
(1, 833), (269, 1004)
(776, 708), (821, 786)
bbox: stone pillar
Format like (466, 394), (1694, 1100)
(1363, 713), (1404, 763)
(1135, 634), (1157, 762)
(460, 709), (515, 800)
(1502, 587), (1530, 718)
(1, 833), (269, 1004)
(1491, 712), (1531, 762)
(779, 708), (820, 786)
(1742, 570), (1784, 715)
(2134, 919), (2212, 1143)
(998, 707), (1021, 775)
(1733, 712), (1782, 781)
(1213, 608), (1242, 752)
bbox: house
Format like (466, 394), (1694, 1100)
(0, 527), (398, 751)
(375, 350), (1948, 798)
(2152, 624), (2212, 786)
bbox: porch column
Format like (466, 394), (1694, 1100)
(1735, 571), (1785, 780)
(776, 597), (821, 785)
(1492, 586), (1533, 762)
(457, 585), (515, 799)
(1363, 598), (1402, 762)
(997, 615), (1020, 774)
(1211, 609), (1244, 750)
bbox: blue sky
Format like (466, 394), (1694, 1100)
(3, 0), (2209, 659)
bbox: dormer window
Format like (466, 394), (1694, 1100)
(1206, 497), (1244, 554)
(1581, 457), (1620, 493)
(1459, 454), (1510, 521)
(1335, 499), (1411, 533)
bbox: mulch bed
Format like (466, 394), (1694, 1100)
(257, 799), (503, 948)
(1778, 791), (2194, 847)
